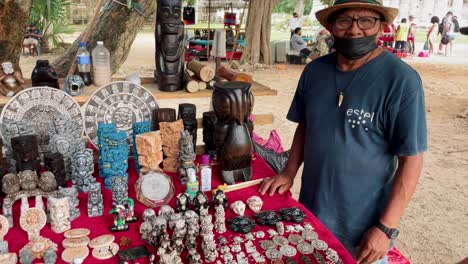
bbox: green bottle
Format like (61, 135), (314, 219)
(186, 168), (199, 199)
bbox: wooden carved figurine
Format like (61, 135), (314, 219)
(152, 108), (176, 131)
(178, 103), (197, 151)
(155, 0), (185, 92)
(10, 135), (41, 175)
(202, 111), (217, 157)
(212, 81), (254, 184)
(31, 60), (59, 88)
(0, 62), (24, 97)
(44, 152), (66, 187)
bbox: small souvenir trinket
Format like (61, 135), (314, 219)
(214, 205), (226, 234)
(236, 252), (248, 264)
(64, 228), (90, 239)
(245, 240), (257, 253)
(227, 216), (256, 234)
(158, 205), (174, 221)
(272, 235), (289, 246)
(255, 210), (281, 226)
(313, 239), (328, 251)
(313, 251), (326, 264)
(301, 254), (313, 264)
(260, 240), (276, 251)
(168, 213), (183, 230)
(31, 60), (59, 88)
(1, 173), (20, 195)
(230, 200), (246, 216)
(177, 130), (197, 185)
(119, 236), (132, 247)
(288, 234), (304, 245)
(244, 232), (254, 241)
(187, 248), (202, 264)
(0, 61), (24, 96)
(136, 171), (174, 208)
(251, 251), (266, 263)
(18, 170), (38, 191)
(0, 215), (14, 260)
(265, 249), (282, 260)
(212, 189), (228, 209)
(254, 231), (265, 239)
(89, 234), (119, 260)
(58, 186), (80, 221)
(2, 198), (14, 228)
(247, 196), (263, 213)
(20, 208), (47, 240)
(38, 171), (58, 192)
(176, 192), (191, 213)
(302, 229), (318, 241)
(87, 182), (104, 217)
(109, 205), (129, 232)
(71, 141), (95, 192)
(142, 208), (156, 222)
(280, 244), (297, 257)
(135, 130), (163, 172)
(160, 120), (184, 173)
(267, 229), (278, 237)
(326, 248), (340, 263)
(294, 224), (304, 232)
(218, 236), (228, 245)
(193, 191), (209, 213)
(279, 207), (306, 223)
(117, 246), (149, 264)
(47, 196), (71, 233)
(285, 257), (298, 264)
(61, 246), (89, 264)
(64, 75), (85, 96)
(62, 236), (90, 249)
(297, 242), (314, 254)
(276, 221), (285, 235)
(286, 225), (296, 233)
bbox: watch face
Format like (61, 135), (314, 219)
(390, 229), (400, 239)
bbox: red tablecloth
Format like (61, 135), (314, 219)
(4, 154), (358, 263)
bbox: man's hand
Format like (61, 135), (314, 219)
(258, 174), (294, 196)
(356, 227), (391, 264)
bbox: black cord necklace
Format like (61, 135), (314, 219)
(335, 48), (377, 107)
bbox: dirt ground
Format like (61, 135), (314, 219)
(18, 33), (468, 263)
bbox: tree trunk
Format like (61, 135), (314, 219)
(0, 0), (34, 72)
(241, 0), (279, 65)
(295, 0), (305, 17)
(52, 0), (155, 77)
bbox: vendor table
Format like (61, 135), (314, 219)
(189, 39), (247, 47)
(4, 154), (358, 264)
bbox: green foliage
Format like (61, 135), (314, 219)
(321, 0), (334, 7)
(183, 0), (197, 6)
(30, 0), (74, 47)
(274, 0), (313, 16)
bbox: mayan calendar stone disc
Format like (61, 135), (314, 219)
(0, 215), (9, 239)
(64, 228), (90, 239)
(84, 81), (159, 149)
(20, 208), (47, 233)
(0, 87), (83, 154)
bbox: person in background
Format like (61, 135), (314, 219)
(438, 11), (454, 55)
(23, 23), (42, 56)
(407, 15), (417, 54)
(311, 28), (332, 58)
(289, 12), (301, 38)
(394, 18), (409, 54)
(382, 23), (395, 48)
(290, 27), (313, 59)
(427, 16), (439, 56)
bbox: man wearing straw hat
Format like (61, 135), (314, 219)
(260, 1), (427, 263)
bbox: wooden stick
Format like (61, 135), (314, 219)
(229, 0), (248, 63)
(67, 0), (106, 76)
(217, 65), (253, 83)
(212, 178), (267, 194)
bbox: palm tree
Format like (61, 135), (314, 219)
(30, 0), (74, 50)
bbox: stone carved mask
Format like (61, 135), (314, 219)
(230, 201), (246, 216)
(247, 196), (263, 213)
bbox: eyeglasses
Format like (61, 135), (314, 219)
(332, 16), (381, 30)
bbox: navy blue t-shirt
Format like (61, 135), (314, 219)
(287, 51), (427, 252)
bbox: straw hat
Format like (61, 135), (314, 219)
(316, 0), (399, 28)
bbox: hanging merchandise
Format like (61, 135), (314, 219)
(224, 12), (237, 26)
(183, 6), (196, 25)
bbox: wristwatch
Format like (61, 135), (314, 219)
(375, 222), (400, 239)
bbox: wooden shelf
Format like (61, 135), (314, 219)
(0, 77), (277, 106)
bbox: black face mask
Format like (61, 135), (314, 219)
(333, 34), (378, 60)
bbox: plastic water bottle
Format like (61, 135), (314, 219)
(92, 41), (112, 86)
(77, 42), (92, 86)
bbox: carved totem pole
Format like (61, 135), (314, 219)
(212, 82), (254, 185)
(155, 0), (185, 92)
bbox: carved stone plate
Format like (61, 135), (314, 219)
(0, 215), (9, 240)
(62, 246), (89, 263)
(297, 242), (314, 254)
(136, 171), (174, 208)
(92, 242), (119, 260)
(279, 245), (297, 257)
(62, 236), (90, 248)
(89, 234), (115, 249)
(0, 87), (83, 154)
(64, 228), (91, 239)
(265, 249), (282, 260)
(20, 208), (47, 233)
(84, 81), (159, 149)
